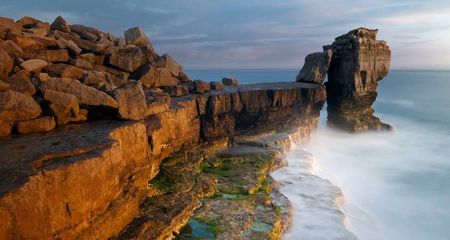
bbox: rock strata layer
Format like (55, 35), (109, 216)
(326, 28), (391, 131)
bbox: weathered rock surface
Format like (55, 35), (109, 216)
(0, 90), (41, 121)
(194, 79), (210, 94)
(0, 48), (13, 78)
(40, 78), (118, 108)
(3, 70), (35, 95)
(16, 116), (56, 134)
(326, 27), (391, 131)
(20, 59), (48, 72)
(0, 121), (155, 239)
(222, 77), (239, 86)
(296, 49), (332, 84)
(44, 89), (80, 125)
(113, 81), (147, 120)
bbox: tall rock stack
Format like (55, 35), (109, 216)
(326, 28), (391, 131)
(297, 27), (392, 132)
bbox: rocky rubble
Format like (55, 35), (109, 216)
(0, 15), (221, 137)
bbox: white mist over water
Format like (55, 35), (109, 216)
(305, 113), (450, 240)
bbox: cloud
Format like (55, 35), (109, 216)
(0, 0), (449, 69)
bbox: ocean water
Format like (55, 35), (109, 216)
(187, 69), (450, 240)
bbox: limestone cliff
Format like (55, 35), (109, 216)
(326, 28), (391, 131)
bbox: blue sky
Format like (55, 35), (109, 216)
(1, 0), (449, 69)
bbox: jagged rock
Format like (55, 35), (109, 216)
(178, 72), (191, 83)
(124, 27), (153, 48)
(144, 88), (170, 116)
(0, 120), (13, 137)
(194, 80), (210, 94)
(0, 80), (10, 91)
(155, 54), (183, 77)
(70, 24), (100, 41)
(326, 27), (391, 132)
(44, 89), (79, 125)
(222, 77), (239, 86)
(7, 33), (44, 50)
(0, 90), (41, 121)
(3, 70), (35, 95)
(132, 64), (178, 88)
(57, 38), (82, 55)
(46, 63), (84, 79)
(296, 50), (332, 84)
(162, 85), (189, 97)
(50, 16), (71, 32)
(210, 82), (224, 90)
(0, 48), (13, 78)
(108, 47), (146, 72)
(16, 116), (56, 134)
(20, 49), (69, 62)
(113, 81), (147, 120)
(40, 78), (118, 108)
(20, 59), (48, 72)
(82, 70), (106, 85)
(0, 17), (18, 30)
(0, 40), (23, 56)
(24, 34), (57, 47)
(53, 30), (107, 53)
(71, 58), (94, 70)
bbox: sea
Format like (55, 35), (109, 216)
(186, 69), (450, 240)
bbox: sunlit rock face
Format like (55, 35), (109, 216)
(326, 27), (392, 132)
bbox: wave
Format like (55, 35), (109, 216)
(271, 146), (357, 240)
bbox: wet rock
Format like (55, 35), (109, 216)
(46, 63), (84, 79)
(113, 81), (147, 120)
(0, 48), (13, 78)
(40, 78), (118, 108)
(0, 90), (41, 121)
(222, 77), (239, 86)
(108, 47), (146, 72)
(44, 89), (79, 125)
(16, 116), (56, 134)
(326, 27), (391, 132)
(20, 59), (48, 72)
(3, 70), (35, 95)
(210, 81), (224, 90)
(50, 16), (71, 32)
(194, 80), (211, 94)
(296, 50), (332, 84)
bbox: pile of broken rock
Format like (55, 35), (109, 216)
(0, 15), (235, 137)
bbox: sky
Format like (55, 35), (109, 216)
(1, 0), (450, 70)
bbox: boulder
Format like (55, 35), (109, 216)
(113, 81), (147, 120)
(44, 89), (79, 125)
(71, 58), (94, 70)
(108, 47), (146, 72)
(20, 49), (69, 62)
(0, 120), (13, 137)
(20, 59), (48, 72)
(155, 54), (183, 77)
(296, 50), (332, 84)
(82, 71), (106, 85)
(194, 80), (210, 94)
(70, 24), (100, 41)
(162, 85), (189, 97)
(144, 88), (170, 116)
(124, 27), (153, 48)
(51, 16), (71, 32)
(17, 16), (47, 30)
(25, 34), (58, 47)
(132, 64), (178, 88)
(210, 82), (224, 90)
(0, 17), (18, 30)
(46, 63), (84, 79)
(0, 90), (41, 121)
(7, 33), (44, 50)
(40, 78), (118, 108)
(57, 38), (82, 55)
(178, 72), (191, 83)
(222, 77), (239, 86)
(17, 116), (56, 134)
(3, 70), (35, 95)
(0, 40), (23, 56)
(0, 48), (13, 78)
(0, 80), (10, 91)
(69, 108), (88, 122)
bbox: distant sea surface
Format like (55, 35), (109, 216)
(187, 69), (450, 240)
